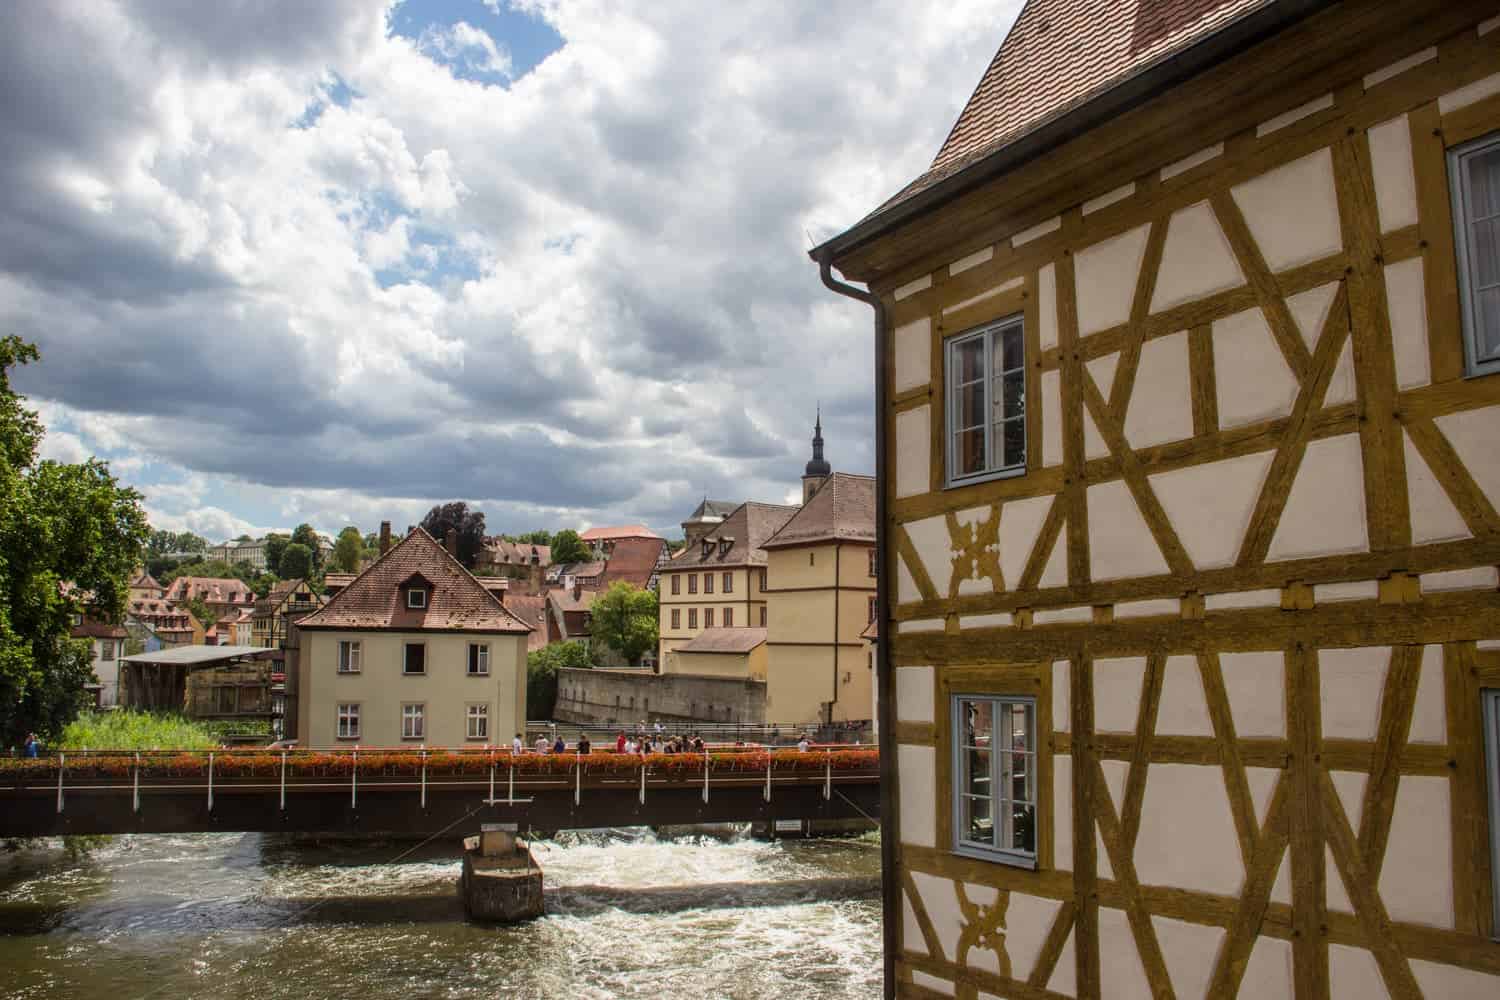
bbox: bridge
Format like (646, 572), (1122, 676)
(0, 746), (881, 839)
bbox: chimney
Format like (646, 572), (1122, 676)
(530, 557), (544, 596)
(573, 579), (583, 601)
(379, 521), (392, 556)
(445, 528), (458, 557)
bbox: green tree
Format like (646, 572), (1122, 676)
(0, 337), (150, 745)
(589, 582), (658, 665)
(264, 533), (290, 576)
(550, 528), (589, 565)
(290, 523), (322, 571)
(184, 595), (217, 630)
(515, 529), (552, 546)
(332, 525), (363, 573)
(419, 501), (486, 568)
(526, 641), (592, 719)
(278, 543), (313, 581)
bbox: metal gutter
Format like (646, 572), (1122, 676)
(818, 258), (898, 1000)
(809, 0), (1335, 270)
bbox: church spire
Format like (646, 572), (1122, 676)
(802, 407), (831, 503)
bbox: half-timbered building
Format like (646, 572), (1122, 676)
(813, 1), (1500, 997)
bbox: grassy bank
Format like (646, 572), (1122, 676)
(59, 711), (220, 750)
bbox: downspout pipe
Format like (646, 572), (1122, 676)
(831, 542), (841, 723)
(817, 255), (896, 1000)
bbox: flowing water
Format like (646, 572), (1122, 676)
(0, 830), (881, 1000)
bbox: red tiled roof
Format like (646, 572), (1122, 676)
(600, 536), (668, 590)
(580, 525), (662, 542)
(297, 529), (531, 633)
(668, 502), (799, 569)
(165, 576), (254, 605)
(483, 539), (551, 566)
(504, 594), (549, 652)
(763, 474), (875, 550)
(72, 618), (128, 640)
(678, 627), (768, 654)
(553, 561), (607, 580)
(548, 588), (599, 615)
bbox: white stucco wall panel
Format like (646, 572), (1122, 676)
(1150, 201), (1244, 313)
(905, 515), (950, 594)
(1246, 766), (1280, 828)
(909, 871), (962, 960)
(1098, 907), (1153, 1000)
(1270, 849), (1291, 905)
(1039, 529), (1068, 588)
(1054, 753), (1072, 871)
(1152, 914), (1226, 1000)
(1149, 450), (1274, 570)
(1330, 944), (1389, 1000)
(1385, 257), (1429, 389)
(1075, 224), (1150, 336)
(1231, 148), (1343, 272)
(894, 405), (930, 499)
(1123, 330), (1193, 449)
(1156, 654), (1214, 737)
(895, 666), (934, 724)
(1319, 646), (1389, 741)
(999, 494), (1054, 592)
(898, 744), (936, 847)
(1096, 825), (1115, 882)
(1052, 660), (1070, 733)
(893, 316), (932, 393)
(1220, 651), (1286, 738)
(1404, 431), (1471, 544)
(1100, 758), (1130, 815)
(1004, 893), (1063, 982)
(911, 970), (955, 996)
(1038, 263), (1058, 351)
(1366, 115), (1419, 232)
(1083, 407), (1109, 460)
(1093, 657), (1147, 733)
(896, 555), (920, 605)
(1408, 645), (1446, 744)
(1135, 763), (1244, 895)
(1266, 433), (1369, 561)
(1243, 935), (1295, 1000)
(1410, 958), (1500, 999)
(1434, 405), (1500, 512)
(1213, 307), (1299, 428)
(1087, 479), (1170, 582)
(1287, 281), (1339, 351)
(902, 892), (927, 955)
(1048, 927), (1077, 998)
(1042, 369), (1063, 467)
(1330, 769), (1368, 831)
(1085, 351), (1119, 395)
(1379, 775), (1453, 928)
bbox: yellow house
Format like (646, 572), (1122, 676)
(670, 627), (769, 679)
(657, 501), (796, 666)
(295, 529), (532, 747)
(814, 1), (1500, 997)
(762, 472), (877, 725)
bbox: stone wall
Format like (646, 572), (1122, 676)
(554, 667), (766, 727)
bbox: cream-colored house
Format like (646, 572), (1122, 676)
(814, 1), (1500, 997)
(295, 529), (531, 747)
(670, 627), (769, 679)
(762, 472), (877, 724)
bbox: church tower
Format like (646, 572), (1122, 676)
(801, 408), (832, 504)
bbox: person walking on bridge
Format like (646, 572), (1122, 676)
(615, 731), (626, 753)
(22, 733), (39, 758)
(512, 733), (523, 754)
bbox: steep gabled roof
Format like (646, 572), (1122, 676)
(668, 502), (800, 568)
(600, 536), (668, 590)
(685, 499), (739, 522)
(763, 473), (876, 550)
(297, 529), (530, 633)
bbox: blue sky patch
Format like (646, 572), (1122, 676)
(390, 0), (565, 84)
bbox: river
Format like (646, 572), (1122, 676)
(0, 830), (882, 999)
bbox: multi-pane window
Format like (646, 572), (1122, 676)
(468, 643), (489, 675)
(671, 608), (681, 629)
(404, 643), (426, 674)
(101, 640), (116, 661)
(705, 608), (715, 628)
(705, 573), (714, 594)
(1484, 689), (1500, 933)
(467, 703), (489, 741)
(946, 316), (1025, 486)
(407, 588), (427, 609)
(689, 575), (698, 595)
(723, 608), (733, 628)
(401, 703), (425, 740)
(723, 572), (733, 593)
(338, 640), (362, 673)
(671, 574), (680, 595)
(337, 703), (360, 739)
(952, 695), (1036, 866)
(688, 608), (698, 629)
(1451, 132), (1500, 376)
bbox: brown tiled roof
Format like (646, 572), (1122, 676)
(600, 536), (668, 590)
(763, 474), (875, 550)
(504, 594), (549, 652)
(254, 578), (322, 615)
(296, 529), (531, 633)
(322, 572), (357, 590)
(580, 525), (662, 542)
(678, 627), (768, 654)
(166, 576), (254, 606)
(548, 588), (599, 615)
(552, 561), (606, 580)
(130, 572), (162, 591)
(854, 0), (1275, 228)
(668, 502), (799, 569)
(483, 539), (552, 566)
(72, 617), (128, 640)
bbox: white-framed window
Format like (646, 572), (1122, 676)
(1483, 688), (1500, 937)
(1451, 132), (1500, 376)
(401, 702), (425, 740)
(952, 694), (1036, 867)
(337, 702), (360, 739)
(946, 315), (1026, 487)
(407, 588), (427, 609)
(337, 640), (362, 673)
(467, 703), (489, 741)
(101, 640), (116, 661)
(468, 643), (490, 676)
(403, 642), (426, 675)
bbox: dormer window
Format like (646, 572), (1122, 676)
(702, 539), (713, 559)
(407, 589), (427, 610)
(718, 538), (732, 557)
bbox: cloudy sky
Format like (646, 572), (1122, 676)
(1, 0), (1020, 542)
